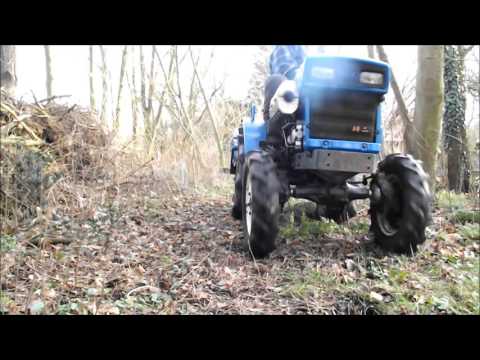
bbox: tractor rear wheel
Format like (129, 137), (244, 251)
(241, 152), (280, 258)
(370, 154), (432, 254)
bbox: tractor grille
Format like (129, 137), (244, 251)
(308, 91), (380, 143)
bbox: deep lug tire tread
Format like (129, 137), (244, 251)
(370, 153), (432, 254)
(241, 152), (280, 258)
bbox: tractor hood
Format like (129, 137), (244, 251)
(295, 56), (391, 96)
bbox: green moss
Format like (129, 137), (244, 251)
(343, 220), (370, 235)
(436, 190), (470, 211)
(458, 223), (480, 241)
(0, 235), (16, 252)
(451, 210), (480, 225)
(282, 269), (339, 299)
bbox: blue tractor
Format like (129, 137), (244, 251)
(229, 55), (432, 258)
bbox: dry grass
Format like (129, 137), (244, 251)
(0, 90), (192, 228)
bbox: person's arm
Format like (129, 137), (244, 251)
(293, 45), (306, 68)
(270, 45), (305, 79)
(270, 46), (292, 75)
(283, 45), (305, 79)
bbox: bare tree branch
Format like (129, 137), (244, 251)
(114, 46), (128, 132)
(153, 46), (207, 168)
(153, 47), (175, 128)
(193, 83), (224, 127)
(147, 46), (156, 123)
(147, 46), (175, 159)
(98, 45), (108, 126)
(367, 45), (375, 59)
(139, 46), (146, 112)
(460, 45), (475, 57)
(127, 46), (139, 139)
(376, 45), (413, 149)
(188, 46), (225, 168)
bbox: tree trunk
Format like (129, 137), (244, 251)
(114, 46), (128, 133)
(148, 46), (175, 158)
(411, 46), (444, 190)
(89, 46), (96, 110)
(44, 45), (53, 98)
(147, 45), (155, 118)
(443, 45), (471, 192)
(99, 46), (109, 126)
(139, 46), (147, 115)
(367, 45), (375, 59)
(456, 46), (472, 193)
(0, 45), (17, 97)
(145, 46), (156, 142)
(130, 46), (138, 139)
(138, 45), (156, 143)
(376, 46), (413, 151)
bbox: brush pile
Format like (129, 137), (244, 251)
(1, 89), (108, 226)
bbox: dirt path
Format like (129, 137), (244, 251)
(1, 184), (478, 315)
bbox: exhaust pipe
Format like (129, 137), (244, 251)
(269, 80), (299, 116)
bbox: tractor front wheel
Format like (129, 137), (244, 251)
(370, 154), (432, 254)
(241, 152), (280, 258)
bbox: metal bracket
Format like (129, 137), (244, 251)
(294, 149), (377, 173)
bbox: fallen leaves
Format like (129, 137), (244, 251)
(97, 303), (120, 315)
(1, 186), (479, 315)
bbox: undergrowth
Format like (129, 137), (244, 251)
(275, 190), (479, 314)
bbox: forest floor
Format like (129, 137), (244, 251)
(1, 175), (479, 315)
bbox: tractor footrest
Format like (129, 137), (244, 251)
(294, 149), (377, 173)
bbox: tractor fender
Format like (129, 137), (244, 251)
(243, 120), (267, 154)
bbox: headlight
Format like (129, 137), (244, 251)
(311, 66), (335, 80)
(270, 80), (299, 115)
(360, 71), (384, 85)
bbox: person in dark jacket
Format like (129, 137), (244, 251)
(263, 45), (306, 120)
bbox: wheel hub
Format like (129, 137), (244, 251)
(245, 174), (253, 236)
(372, 173), (402, 237)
